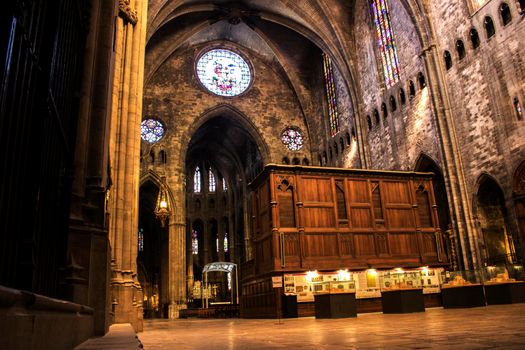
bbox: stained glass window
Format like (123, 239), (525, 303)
(371, 0), (400, 88)
(224, 233), (229, 253)
(515, 98), (523, 120)
(141, 119), (165, 143)
(223, 179), (228, 191)
(194, 166), (201, 193)
(322, 53), (340, 136)
(138, 228), (144, 252)
(209, 168), (216, 192)
(196, 49), (251, 97)
(281, 127), (304, 151)
(192, 230), (198, 255)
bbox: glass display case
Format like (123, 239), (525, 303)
(440, 270), (483, 287)
(311, 280), (356, 295)
(380, 270), (423, 290)
(483, 266), (525, 284)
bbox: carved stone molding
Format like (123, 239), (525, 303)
(119, 0), (138, 25)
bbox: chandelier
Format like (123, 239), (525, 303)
(154, 179), (171, 227)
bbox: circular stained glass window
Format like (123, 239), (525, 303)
(281, 127), (304, 151)
(141, 119), (165, 143)
(196, 49), (251, 97)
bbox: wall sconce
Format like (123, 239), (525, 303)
(155, 178), (171, 227)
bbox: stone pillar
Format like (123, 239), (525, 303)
(420, 42), (482, 270)
(65, 0), (117, 336)
(108, 0), (148, 332)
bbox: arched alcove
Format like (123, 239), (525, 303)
(475, 175), (515, 265)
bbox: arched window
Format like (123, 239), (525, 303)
(224, 233), (229, 253)
(322, 53), (340, 136)
(390, 96), (397, 111)
(367, 115), (372, 130)
(138, 228), (144, 252)
(292, 157), (301, 165)
(408, 80), (416, 97)
(209, 168), (216, 192)
(418, 72), (426, 90)
(302, 157), (310, 166)
(514, 97), (523, 120)
(192, 230), (198, 255)
(381, 102), (388, 119)
(370, 0), (401, 87)
(194, 166), (202, 193)
(399, 88), (406, 105)
(470, 28), (480, 49)
(373, 109), (380, 125)
(500, 3), (512, 25)
(484, 16), (496, 38)
(456, 40), (466, 60)
(282, 157), (290, 165)
(444, 50), (453, 70)
(222, 179), (228, 191)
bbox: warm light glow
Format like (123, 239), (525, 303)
(160, 200), (167, 209)
(366, 268), (377, 276)
(394, 267), (404, 273)
(338, 269), (351, 281)
(306, 270), (319, 282)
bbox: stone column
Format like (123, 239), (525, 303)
(420, 43), (481, 270)
(108, 0), (148, 332)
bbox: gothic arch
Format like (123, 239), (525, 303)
(474, 174), (516, 265)
(179, 104), (271, 170)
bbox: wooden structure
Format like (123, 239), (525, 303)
(241, 164), (448, 318)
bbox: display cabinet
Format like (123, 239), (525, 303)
(482, 266), (525, 305)
(313, 281), (357, 318)
(440, 270), (485, 308)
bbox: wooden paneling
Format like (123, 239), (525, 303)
(304, 233), (338, 257)
(389, 233), (419, 256)
(302, 207), (335, 227)
(248, 165), (448, 275)
(354, 234), (376, 256)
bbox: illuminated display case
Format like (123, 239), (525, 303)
(482, 266), (525, 305)
(440, 270), (485, 308)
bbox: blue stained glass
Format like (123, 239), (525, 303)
(196, 49), (252, 97)
(141, 119), (165, 143)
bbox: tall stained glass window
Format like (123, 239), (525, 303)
(192, 230), (198, 255)
(196, 49), (252, 97)
(322, 53), (339, 137)
(138, 228), (144, 252)
(223, 179), (228, 191)
(194, 166), (201, 193)
(371, 0), (400, 88)
(209, 168), (216, 192)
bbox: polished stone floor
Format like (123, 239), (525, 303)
(139, 304), (525, 349)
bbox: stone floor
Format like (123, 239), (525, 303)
(138, 304), (525, 349)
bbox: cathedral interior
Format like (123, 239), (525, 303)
(1, 0), (525, 348)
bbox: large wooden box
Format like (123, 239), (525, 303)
(381, 289), (425, 313)
(484, 282), (525, 305)
(314, 293), (357, 318)
(441, 284), (486, 308)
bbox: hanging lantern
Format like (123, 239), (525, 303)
(154, 180), (171, 227)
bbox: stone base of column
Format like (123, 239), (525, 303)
(111, 271), (143, 332)
(168, 302), (187, 319)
